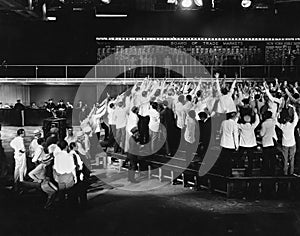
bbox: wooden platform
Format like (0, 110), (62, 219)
(111, 151), (300, 199)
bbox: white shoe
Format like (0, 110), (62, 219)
(293, 173), (300, 177)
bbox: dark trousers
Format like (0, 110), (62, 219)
(239, 146), (256, 176)
(108, 124), (116, 147)
(262, 146), (276, 176)
(138, 116), (150, 145)
(127, 153), (138, 181)
(218, 148), (234, 176)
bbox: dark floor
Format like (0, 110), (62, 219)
(1, 181), (300, 236)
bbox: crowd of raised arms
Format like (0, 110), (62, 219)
(90, 74), (300, 178)
(5, 75), (300, 208)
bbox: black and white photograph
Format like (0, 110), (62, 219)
(1, 0), (300, 235)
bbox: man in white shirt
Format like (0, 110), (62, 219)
(218, 112), (239, 176)
(148, 102), (161, 154)
(184, 110), (199, 165)
(238, 110), (260, 176)
(276, 105), (299, 175)
(260, 110), (277, 176)
(175, 94), (186, 130)
(76, 131), (91, 175)
(29, 129), (42, 160)
(53, 140), (76, 190)
(216, 78), (237, 114)
(113, 101), (127, 153)
(28, 137), (51, 183)
(10, 129), (27, 183)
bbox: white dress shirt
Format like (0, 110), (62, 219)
(29, 138), (39, 158)
(32, 145), (47, 163)
(175, 102), (186, 129)
(10, 136), (25, 159)
(148, 107), (160, 132)
(53, 150), (76, 175)
(220, 119), (239, 149)
(260, 118), (277, 147)
(217, 94), (237, 114)
(113, 106), (127, 129)
(238, 114), (260, 147)
(276, 110), (299, 147)
(184, 116), (196, 144)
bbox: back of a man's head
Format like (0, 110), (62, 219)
(57, 140), (68, 151)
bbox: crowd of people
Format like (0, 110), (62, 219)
(3, 74), (300, 206)
(88, 75), (300, 180)
(8, 127), (91, 209)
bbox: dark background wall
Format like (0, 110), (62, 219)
(30, 85), (96, 107)
(0, 4), (299, 65)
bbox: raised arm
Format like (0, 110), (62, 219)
(229, 79), (237, 95)
(285, 88), (299, 104)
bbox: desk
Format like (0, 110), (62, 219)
(0, 108), (74, 126)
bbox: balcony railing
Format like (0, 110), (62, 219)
(0, 64), (298, 82)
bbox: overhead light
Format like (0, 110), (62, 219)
(46, 16), (56, 21)
(194, 0), (203, 7)
(241, 0), (252, 8)
(181, 0), (193, 8)
(96, 14), (128, 17)
(101, 0), (111, 4)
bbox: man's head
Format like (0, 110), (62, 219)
(151, 102), (158, 111)
(188, 110), (196, 119)
(67, 127), (73, 136)
(57, 140), (68, 151)
(186, 94), (192, 102)
(109, 103), (115, 109)
(131, 106), (139, 114)
(118, 101), (123, 107)
(243, 115), (251, 123)
(33, 129), (42, 138)
(196, 90), (202, 98)
(69, 142), (77, 151)
(198, 111), (208, 121)
(142, 91), (148, 97)
(17, 99), (21, 103)
(37, 137), (45, 146)
(178, 94), (185, 104)
(17, 128), (25, 137)
(221, 87), (229, 95)
(162, 100), (169, 108)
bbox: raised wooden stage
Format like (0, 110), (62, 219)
(111, 151), (300, 199)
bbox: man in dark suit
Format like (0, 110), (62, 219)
(198, 112), (212, 160)
(160, 100), (176, 156)
(14, 99), (25, 126)
(56, 99), (67, 118)
(127, 127), (140, 183)
(46, 99), (57, 114)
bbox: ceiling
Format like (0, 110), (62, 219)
(1, 0), (300, 21)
